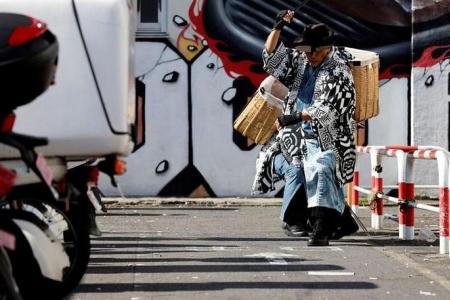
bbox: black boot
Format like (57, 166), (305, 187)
(307, 217), (330, 246)
(307, 207), (341, 246)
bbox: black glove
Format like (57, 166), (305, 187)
(278, 113), (302, 127)
(273, 10), (289, 30)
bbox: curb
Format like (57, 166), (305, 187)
(103, 197), (282, 206)
(102, 197), (438, 207)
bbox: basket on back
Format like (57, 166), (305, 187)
(233, 76), (286, 145)
(345, 47), (380, 122)
(234, 48), (379, 144)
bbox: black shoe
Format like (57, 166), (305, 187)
(307, 235), (329, 246)
(88, 210), (102, 237)
(282, 223), (310, 238)
(330, 220), (359, 240)
(89, 222), (102, 237)
(330, 207), (359, 240)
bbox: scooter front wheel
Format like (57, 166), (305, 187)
(12, 198), (90, 299)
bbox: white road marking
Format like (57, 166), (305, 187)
(308, 271), (355, 276)
(420, 290), (437, 296)
(184, 247), (203, 252)
(185, 246), (248, 252)
(281, 247), (294, 251)
(267, 257), (288, 265)
(245, 252), (298, 265)
(329, 247), (344, 251)
(280, 246), (343, 252)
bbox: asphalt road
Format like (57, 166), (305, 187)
(68, 202), (450, 300)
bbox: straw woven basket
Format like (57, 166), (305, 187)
(233, 77), (285, 145)
(234, 48), (379, 144)
(346, 47), (380, 122)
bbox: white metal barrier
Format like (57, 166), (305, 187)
(351, 145), (450, 256)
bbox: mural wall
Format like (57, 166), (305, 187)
(102, 0), (450, 197)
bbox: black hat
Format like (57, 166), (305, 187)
(293, 24), (333, 52)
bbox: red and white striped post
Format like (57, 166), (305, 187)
(351, 157), (360, 213)
(396, 150), (415, 240)
(435, 151), (449, 254)
(370, 148), (383, 229)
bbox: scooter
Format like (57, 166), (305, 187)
(0, 164), (22, 300)
(0, 12), (130, 299)
(0, 13), (89, 300)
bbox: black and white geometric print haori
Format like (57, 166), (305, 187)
(278, 122), (305, 167)
(305, 69), (356, 186)
(252, 138), (281, 194)
(258, 43), (356, 187)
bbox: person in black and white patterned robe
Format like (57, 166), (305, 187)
(254, 10), (359, 246)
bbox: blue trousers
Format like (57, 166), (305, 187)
(273, 153), (307, 224)
(304, 139), (345, 214)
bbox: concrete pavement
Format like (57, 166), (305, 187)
(68, 198), (450, 300)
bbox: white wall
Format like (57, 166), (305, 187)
(102, 42), (190, 196)
(412, 61), (450, 192)
(101, 1), (449, 197)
